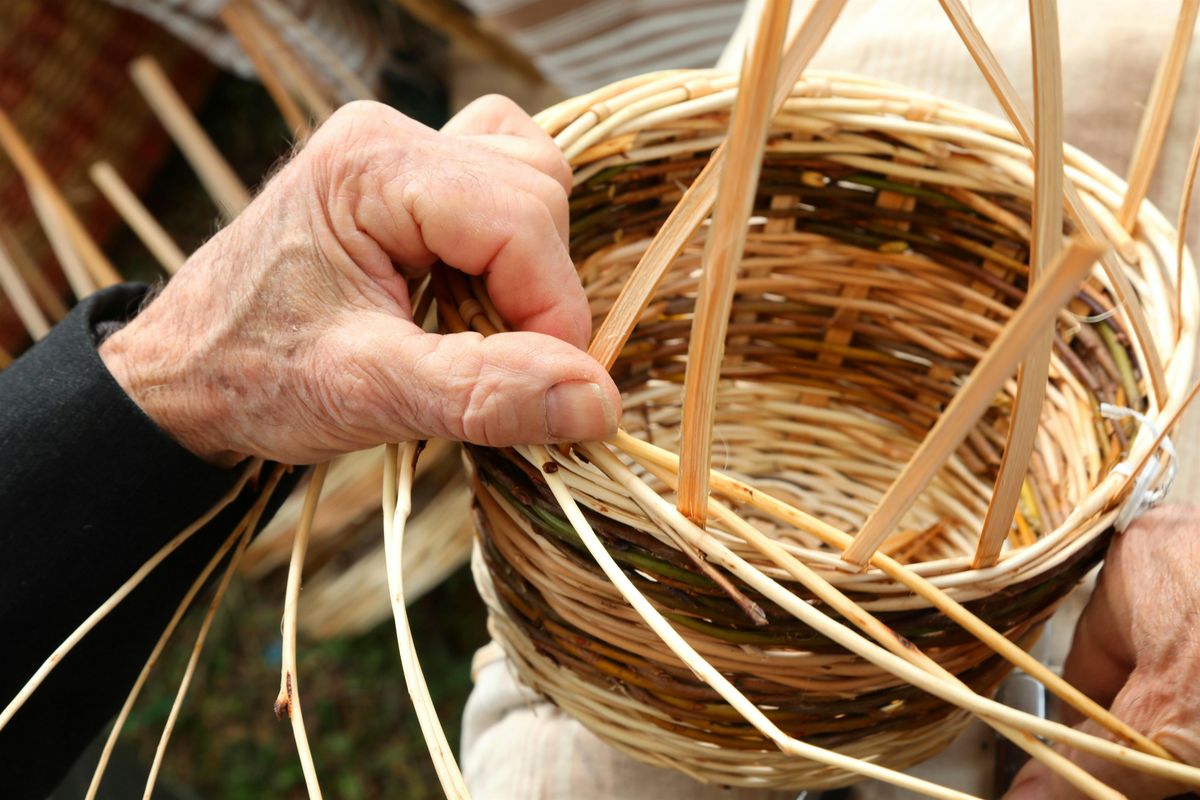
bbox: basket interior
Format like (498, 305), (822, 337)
(572, 148), (1131, 569)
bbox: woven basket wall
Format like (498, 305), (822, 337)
(437, 69), (1197, 790)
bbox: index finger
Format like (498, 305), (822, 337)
(443, 94), (546, 139)
(443, 95), (572, 193)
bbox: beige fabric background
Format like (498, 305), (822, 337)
(105, 0), (387, 94)
(460, 2), (1200, 798)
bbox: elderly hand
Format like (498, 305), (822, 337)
(1005, 506), (1200, 799)
(99, 97), (620, 466)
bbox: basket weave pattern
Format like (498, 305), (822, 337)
(437, 69), (1195, 789)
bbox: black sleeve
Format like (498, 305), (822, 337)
(0, 284), (297, 799)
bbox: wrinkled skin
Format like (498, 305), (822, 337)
(100, 96), (620, 466)
(1006, 505), (1200, 799)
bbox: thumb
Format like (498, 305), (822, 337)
(1004, 678), (1188, 800)
(324, 313), (621, 447)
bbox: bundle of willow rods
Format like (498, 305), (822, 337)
(245, 440), (473, 638)
(431, 37), (1199, 797)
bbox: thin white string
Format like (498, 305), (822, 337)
(1101, 403), (1177, 531)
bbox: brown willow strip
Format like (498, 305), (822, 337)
(586, 0), (847, 370)
(938, 0), (1167, 405)
(130, 56), (251, 220)
(1116, 0), (1200, 231)
(680, 0), (833, 524)
(0, 111), (121, 290)
(973, 0), (1064, 569)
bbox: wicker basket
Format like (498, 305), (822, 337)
(436, 67), (1198, 791)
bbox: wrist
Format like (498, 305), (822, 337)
(98, 286), (247, 469)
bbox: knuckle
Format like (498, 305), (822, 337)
(530, 170), (568, 207)
(313, 101), (380, 154)
(542, 148), (573, 193)
(509, 187), (553, 229)
(459, 383), (505, 446)
(433, 335), (534, 447)
(424, 335), (488, 440)
(1115, 675), (1200, 761)
(310, 101), (422, 178)
(320, 334), (414, 440)
(326, 99), (401, 133)
(472, 93), (525, 124)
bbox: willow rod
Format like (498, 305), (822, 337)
(840, 237), (1102, 563)
(220, 1), (311, 139)
(612, 429), (1169, 759)
(0, 111), (121, 289)
(257, 0), (375, 101)
(536, 445), (978, 800)
(86, 524), (249, 799)
(636, 455), (1119, 799)
(388, 0), (542, 84)
(0, 238), (50, 339)
(129, 56), (252, 220)
(276, 462), (329, 800)
(1175, 124), (1200, 339)
(0, 228), (67, 321)
(235, 1), (335, 124)
(142, 466), (285, 800)
(0, 461), (264, 733)
(1117, 0), (1200, 232)
(581, 440), (1191, 783)
(384, 442), (471, 799)
(28, 186), (96, 300)
(89, 161), (187, 274)
(972, 0), (1064, 569)
(586, 0), (846, 371)
(677, 0), (792, 522)
(937, 0), (1169, 404)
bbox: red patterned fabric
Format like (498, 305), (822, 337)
(0, 0), (213, 354)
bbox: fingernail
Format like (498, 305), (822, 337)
(545, 381), (617, 441)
